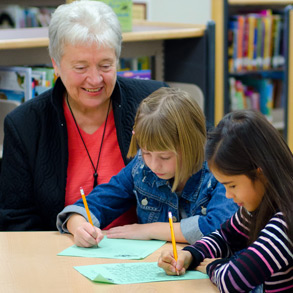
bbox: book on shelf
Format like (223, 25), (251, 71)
(272, 79), (284, 108)
(236, 15), (245, 72)
(255, 16), (264, 69)
(0, 65), (56, 103)
(118, 56), (151, 80)
(227, 21), (235, 72)
(0, 5), (23, 28)
(119, 56), (151, 71)
(117, 69), (151, 80)
(229, 77), (260, 112)
(262, 12), (273, 70)
(247, 13), (256, 71)
(0, 5), (54, 28)
(271, 14), (285, 68)
(229, 76), (281, 122)
(32, 66), (56, 96)
(0, 66), (32, 103)
(96, 0), (132, 32)
(228, 9), (284, 73)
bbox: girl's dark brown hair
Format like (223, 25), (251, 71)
(206, 110), (293, 246)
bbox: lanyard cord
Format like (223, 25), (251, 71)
(66, 93), (111, 188)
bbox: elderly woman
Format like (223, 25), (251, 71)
(0, 0), (167, 231)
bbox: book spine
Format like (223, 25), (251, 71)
(252, 16), (258, 70)
(228, 20), (235, 72)
(242, 16), (249, 70)
(256, 17), (263, 70)
(260, 80), (273, 121)
(247, 14), (256, 71)
(263, 13), (273, 70)
(272, 15), (281, 68)
(236, 15), (245, 72)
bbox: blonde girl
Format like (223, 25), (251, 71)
(57, 87), (237, 247)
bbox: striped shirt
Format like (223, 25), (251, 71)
(184, 207), (293, 292)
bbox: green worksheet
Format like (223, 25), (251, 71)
(58, 237), (166, 259)
(74, 262), (209, 284)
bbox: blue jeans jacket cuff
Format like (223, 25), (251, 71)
(181, 215), (203, 244)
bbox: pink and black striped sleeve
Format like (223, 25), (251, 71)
(184, 209), (293, 292)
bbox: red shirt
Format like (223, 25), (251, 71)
(64, 99), (125, 206)
(63, 99), (138, 228)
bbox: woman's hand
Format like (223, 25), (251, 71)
(158, 250), (193, 276)
(196, 258), (220, 274)
(67, 214), (104, 247)
(106, 223), (152, 240)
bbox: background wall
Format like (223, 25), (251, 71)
(136, 0), (211, 25)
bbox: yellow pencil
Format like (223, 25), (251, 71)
(168, 211), (178, 261)
(80, 187), (93, 226)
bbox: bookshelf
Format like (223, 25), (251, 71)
(0, 0), (63, 5)
(0, 20), (216, 124)
(212, 0), (293, 150)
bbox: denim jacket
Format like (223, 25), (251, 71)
(57, 153), (238, 244)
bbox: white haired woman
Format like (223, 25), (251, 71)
(0, 0), (167, 231)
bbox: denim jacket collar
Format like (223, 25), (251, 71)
(139, 159), (208, 203)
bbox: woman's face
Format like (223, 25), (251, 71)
(52, 43), (117, 111)
(211, 168), (265, 212)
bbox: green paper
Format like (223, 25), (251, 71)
(58, 237), (166, 260)
(74, 262), (209, 284)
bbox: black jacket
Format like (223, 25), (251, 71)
(0, 76), (167, 231)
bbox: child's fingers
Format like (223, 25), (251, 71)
(157, 260), (177, 275)
(75, 223), (99, 247)
(176, 250), (193, 271)
(95, 229), (104, 244)
(175, 251), (188, 271)
(157, 250), (177, 275)
(83, 225), (104, 246)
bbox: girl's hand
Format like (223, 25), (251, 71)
(106, 223), (152, 240)
(196, 258), (220, 274)
(74, 222), (104, 247)
(158, 250), (193, 276)
(106, 222), (188, 243)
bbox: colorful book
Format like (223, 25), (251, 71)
(0, 5), (24, 28)
(229, 77), (246, 110)
(98, 0), (132, 32)
(0, 66), (32, 103)
(262, 12), (273, 70)
(229, 9), (284, 73)
(117, 69), (151, 80)
(247, 14), (256, 70)
(256, 16), (264, 70)
(271, 14), (282, 68)
(0, 5), (54, 28)
(241, 77), (274, 120)
(242, 15), (250, 70)
(32, 66), (56, 88)
(231, 15), (245, 72)
(227, 20), (235, 72)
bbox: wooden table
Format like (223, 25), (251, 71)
(0, 232), (219, 293)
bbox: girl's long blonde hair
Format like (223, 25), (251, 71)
(128, 87), (206, 192)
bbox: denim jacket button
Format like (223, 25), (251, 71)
(172, 216), (177, 222)
(201, 206), (207, 215)
(141, 198), (148, 206)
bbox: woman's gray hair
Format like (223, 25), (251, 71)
(48, 0), (122, 65)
